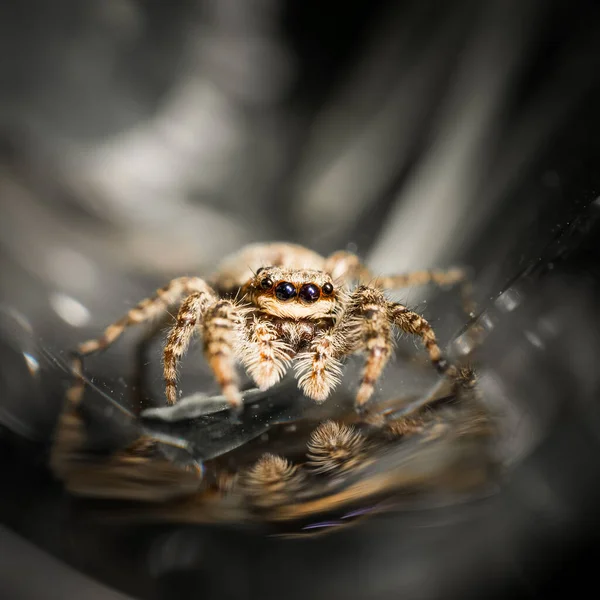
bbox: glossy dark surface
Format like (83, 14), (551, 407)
(274, 282), (297, 301)
(298, 284), (320, 303)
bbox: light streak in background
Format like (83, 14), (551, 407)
(368, 0), (541, 272)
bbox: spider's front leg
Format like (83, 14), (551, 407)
(163, 288), (218, 405)
(351, 286), (454, 409)
(201, 300), (247, 409)
(164, 297), (246, 409)
(351, 289), (396, 408)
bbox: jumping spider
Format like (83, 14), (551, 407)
(75, 243), (466, 412)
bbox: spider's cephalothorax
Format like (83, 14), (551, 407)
(243, 266), (339, 321)
(74, 243), (469, 412)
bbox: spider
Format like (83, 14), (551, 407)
(74, 242), (467, 412)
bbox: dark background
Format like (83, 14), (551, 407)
(1, 0), (600, 598)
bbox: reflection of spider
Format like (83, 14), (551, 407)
(75, 243), (467, 412)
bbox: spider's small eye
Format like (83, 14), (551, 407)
(260, 277), (273, 289)
(299, 284), (320, 303)
(275, 282), (297, 301)
(322, 282), (334, 295)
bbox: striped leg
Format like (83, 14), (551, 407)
(296, 286), (394, 408)
(163, 290), (216, 405)
(324, 251), (476, 319)
(68, 276), (214, 406)
(375, 270), (476, 321)
(370, 268), (466, 289)
(307, 286), (454, 411)
(390, 303), (454, 376)
(77, 277), (215, 357)
(201, 300), (245, 409)
(347, 287), (394, 409)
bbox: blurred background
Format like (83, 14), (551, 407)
(1, 0), (600, 598)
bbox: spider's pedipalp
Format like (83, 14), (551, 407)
(306, 420), (367, 474)
(295, 332), (344, 402)
(240, 453), (306, 509)
(241, 317), (292, 390)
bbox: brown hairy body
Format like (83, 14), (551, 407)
(75, 242), (467, 412)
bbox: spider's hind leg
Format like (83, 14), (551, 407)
(374, 269), (477, 322)
(324, 251), (476, 320)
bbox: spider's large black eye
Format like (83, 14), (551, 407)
(322, 282), (334, 295)
(299, 283), (320, 303)
(275, 282), (297, 301)
(260, 277), (273, 289)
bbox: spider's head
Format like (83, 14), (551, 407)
(246, 266), (337, 319)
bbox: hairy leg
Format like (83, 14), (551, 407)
(324, 251), (476, 319)
(68, 276), (215, 406)
(163, 289), (218, 404)
(352, 287), (454, 408)
(298, 286), (453, 410)
(77, 277), (215, 356)
(350, 288), (394, 408)
(296, 286), (394, 407)
(131, 312), (173, 412)
(241, 316), (292, 391)
(390, 301), (454, 376)
(201, 300), (246, 409)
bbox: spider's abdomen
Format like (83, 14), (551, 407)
(210, 242), (327, 293)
